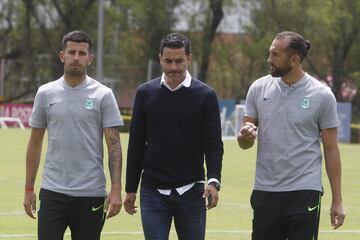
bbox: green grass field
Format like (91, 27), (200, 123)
(0, 129), (359, 239)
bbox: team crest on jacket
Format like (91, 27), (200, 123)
(84, 98), (94, 109)
(300, 97), (310, 109)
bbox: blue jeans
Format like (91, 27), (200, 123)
(140, 183), (206, 240)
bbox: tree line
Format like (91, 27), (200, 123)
(0, 0), (359, 119)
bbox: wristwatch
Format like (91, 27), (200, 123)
(209, 181), (221, 191)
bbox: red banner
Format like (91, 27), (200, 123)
(0, 104), (33, 128)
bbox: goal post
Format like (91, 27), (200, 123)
(0, 117), (26, 129)
(221, 104), (245, 139)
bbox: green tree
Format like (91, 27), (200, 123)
(0, 0), (99, 102)
(309, 0), (360, 100)
(242, 0), (360, 103)
(104, 0), (181, 85)
(198, 0), (224, 82)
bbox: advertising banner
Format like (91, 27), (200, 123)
(0, 104), (33, 128)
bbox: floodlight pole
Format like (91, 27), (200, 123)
(96, 0), (104, 83)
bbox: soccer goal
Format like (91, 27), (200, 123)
(221, 104), (245, 139)
(0, 117), (25, 129)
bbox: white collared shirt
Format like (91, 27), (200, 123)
(158, 70), (220, 195)
(157, 178), (220, 195)
(160, 70), (192, 91)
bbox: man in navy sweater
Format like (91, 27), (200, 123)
(124, 32), (223, 240)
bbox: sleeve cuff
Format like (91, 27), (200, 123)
(207, 178), (220, 186)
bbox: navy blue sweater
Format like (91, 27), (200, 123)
(125, 77), (223, 192)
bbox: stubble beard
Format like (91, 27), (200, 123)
(166, 71), (184, 83)
(66, 66), (86, 77)
(270, 63), (292, 77)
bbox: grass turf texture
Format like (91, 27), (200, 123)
(0, 129), (359, 239)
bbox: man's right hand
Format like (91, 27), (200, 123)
(123, 192), (137, 215)
(23, 191), (37, 219)
(239, 122), (257, 140)
(237, 121), (257, 149)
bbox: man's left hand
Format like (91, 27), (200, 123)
(330, 201), (345, 229)
(203, 184), (219, 210)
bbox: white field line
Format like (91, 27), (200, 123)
(1, 230), (360, 238)
(0, 211), (24, 216)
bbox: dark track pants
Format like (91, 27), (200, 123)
(38, 189), (106, 240)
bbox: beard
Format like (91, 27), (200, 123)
(165, 71), (184, 82)
(66, 65), (86, 76)
(270, 63), (292, 77)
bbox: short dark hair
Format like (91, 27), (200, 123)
(62, 30), (93, 53)
(159, 33), (191, 56)
(275, 31), (311, 62)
